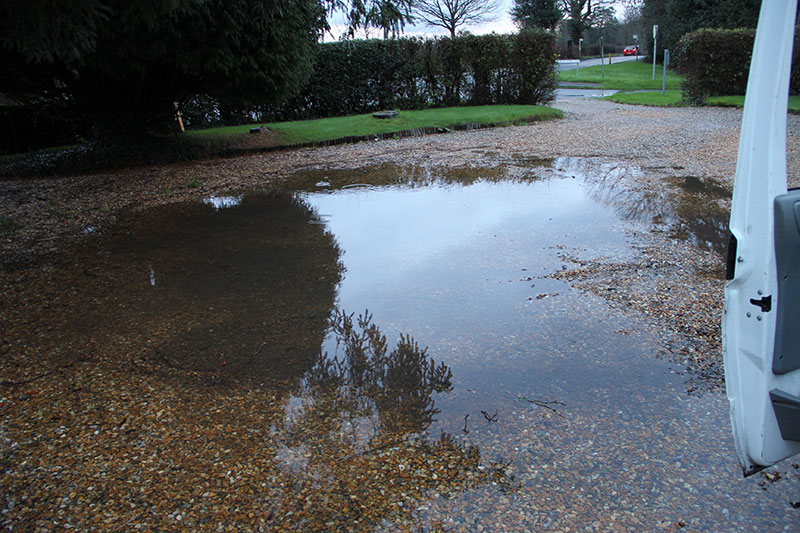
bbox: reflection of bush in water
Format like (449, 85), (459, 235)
(271, 311), (513, 529)
(305, 309), (453, 435)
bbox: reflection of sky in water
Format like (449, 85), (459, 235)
(203, 195), (243, 210)
(304, 178), (632, 318)
(304, 176), (656, 396)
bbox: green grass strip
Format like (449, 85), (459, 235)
(188, 105), (562, 145)
(603, 90), (684, 107)
(708, 95), (800, 113)
(558, 60), (683, 91)
(605, 92), (800, 112)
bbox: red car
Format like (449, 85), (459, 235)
(623, 45), (638, 56)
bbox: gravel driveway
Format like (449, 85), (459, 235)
(2, 98), (799, 529)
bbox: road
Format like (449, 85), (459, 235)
(556, 54), (641, 72)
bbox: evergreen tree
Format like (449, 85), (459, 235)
(0, 0), (328, 136)
(641, 0), (761, 59)
(346, 0), (414, 39)
(510, 0), (562, 32)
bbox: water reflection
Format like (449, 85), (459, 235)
(553, 158), (730, 256)
(283, 163), (510, 193)
(4, 159), (788, 531)
(202, 195), (243, 210)
(269, 310), (511, 530)
(6, 193), (343, 389)
(2, 188), (517, 530)
(295, 163), (797, 528)
(667, 176), (730, 256)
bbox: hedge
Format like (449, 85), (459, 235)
(0, 105), (82, 155)
(181, 31), (557, 128)
(676, 27), (800, 104)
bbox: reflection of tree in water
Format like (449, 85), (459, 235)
(559, 158), (729, 255)
(270, 310), (512, 530)
(313, 309), (453, 435)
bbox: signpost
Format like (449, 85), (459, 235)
(633, 34), (639, 60)
(652, 25), (659, 80)
(662, 49), (670, 95)
(600, 36), (605, 79)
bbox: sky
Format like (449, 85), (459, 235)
(325, 0), (629, 41)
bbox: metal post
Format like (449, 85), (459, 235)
(652, 25), (659, 80)
(662, 49), (670, 95)
(601, 36), (605, 79)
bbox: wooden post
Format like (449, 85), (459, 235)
(173, 102), (185, 133)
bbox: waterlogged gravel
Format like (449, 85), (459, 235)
(3, 98), (800, 530)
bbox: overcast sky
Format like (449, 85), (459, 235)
(325, 0), (628, 41)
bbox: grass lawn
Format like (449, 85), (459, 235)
(604, 90), (684, 107)
(558, 60), (683, 91)
(707, 95), (800, 113)
(604, 92), (800, 112)
(189, 105), (562, 146)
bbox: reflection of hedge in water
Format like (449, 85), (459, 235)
(4, 193), (343, 392)
(284, 163), (517, 192)
(271, 310), (513, 529)
(182, 31), (557, 128)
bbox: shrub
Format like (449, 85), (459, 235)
(183, 31), (557, 127)
(676, 27), (800, 104)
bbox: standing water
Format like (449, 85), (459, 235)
(293, 162), (798, 530)
(2, 160), (797, 530)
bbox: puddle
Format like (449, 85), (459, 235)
(293, 163), (797, 529)
(4, 161), (796, 529)
(555, 88), (620, 98)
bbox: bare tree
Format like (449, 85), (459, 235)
(412, 0), (501, 38)
(559, 0), (614, 44)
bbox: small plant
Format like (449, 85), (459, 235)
(188, 179), (202, 188)
(0, 218), (14, 235)
(99, 206), (110, 213)
(162, 187), (173, 195)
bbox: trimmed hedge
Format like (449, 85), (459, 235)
(676, 27), (800, 104)
(181, 31), (557, 128)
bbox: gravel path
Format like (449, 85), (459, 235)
(3, 98), (800, 529)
